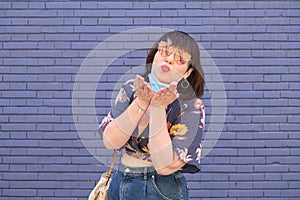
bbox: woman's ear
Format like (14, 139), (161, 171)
(183, 68), (193, 79)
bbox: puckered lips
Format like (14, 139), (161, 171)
(161, 64), (171, 72)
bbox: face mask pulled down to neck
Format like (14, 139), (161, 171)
(147, 73), (170, 93)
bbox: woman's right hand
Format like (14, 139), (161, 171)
(150, 83), (178, 108)
(134, 74), (154, 109)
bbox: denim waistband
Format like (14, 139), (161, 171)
(118, 163), (157, 177)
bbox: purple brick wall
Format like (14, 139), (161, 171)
(1, 1), (300, 199)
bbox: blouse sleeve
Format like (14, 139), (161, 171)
(170, 98), (205, 173)
(98, 80), (134, 132)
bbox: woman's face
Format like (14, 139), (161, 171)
(151, 39), (192, 84)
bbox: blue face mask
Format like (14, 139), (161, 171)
(148, 73), (169, 93)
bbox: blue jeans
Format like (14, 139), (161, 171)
(108, 164), (189, 200)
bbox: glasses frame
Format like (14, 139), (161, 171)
(157, 41), (191, 65)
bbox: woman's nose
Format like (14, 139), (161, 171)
(165, 52), (175, 64)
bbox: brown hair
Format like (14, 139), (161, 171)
(144, 31), (205, 99)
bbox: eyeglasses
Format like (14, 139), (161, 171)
(158, 41), (191, 65)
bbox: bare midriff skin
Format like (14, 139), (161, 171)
(121, 153), (153, 167)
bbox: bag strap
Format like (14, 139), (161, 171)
(104, 150), (118, 186)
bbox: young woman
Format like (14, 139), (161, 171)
(99, 31), (205, 200)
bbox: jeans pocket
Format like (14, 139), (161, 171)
(152, 175), (173, 200)
(152, 172), (188, 200)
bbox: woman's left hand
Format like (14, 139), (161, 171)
(134, 74), (154, 109)
(150, 83), (178, 108)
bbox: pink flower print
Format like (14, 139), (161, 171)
(177, 148), (193, 163)
(114, 88), (129, 105)
(99, 111), (114, 129)
(196, 143), (202, 164)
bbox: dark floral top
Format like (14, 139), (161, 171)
(99, 79), (205, 173)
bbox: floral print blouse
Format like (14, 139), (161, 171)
(99, 79), (205, 173)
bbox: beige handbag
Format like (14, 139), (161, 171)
(88, 151), (118, 200)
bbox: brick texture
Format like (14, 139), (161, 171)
(1, 1), (299, 199)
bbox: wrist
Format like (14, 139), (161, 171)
(149, 104), (165, 115)
(134, 98), (149, 112)
(149, 101), (165, 110)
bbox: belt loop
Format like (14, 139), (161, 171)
(144, 167), (147, 180)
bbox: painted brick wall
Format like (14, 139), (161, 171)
(1, 1), (300, 199)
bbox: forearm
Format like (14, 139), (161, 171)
(149, 105), (176, 171)
(103, 99), (148, 149)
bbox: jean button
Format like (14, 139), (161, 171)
(125, 168), (130, 173)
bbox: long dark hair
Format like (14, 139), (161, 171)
(143, 31), (205, 99)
